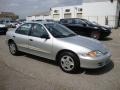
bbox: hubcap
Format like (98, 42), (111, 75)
(61, 55), (74, 71)
(9, 43), (16, 54)
(93, 34), (97, 38)
(92, 33), (99, 39)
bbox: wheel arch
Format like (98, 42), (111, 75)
(8, 39), (15, 45)
(55, 49), (80, 64)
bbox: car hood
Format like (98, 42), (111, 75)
(59, 35), (108, 53)
(88, 24), (110, 30)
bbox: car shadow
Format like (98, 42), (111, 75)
(18, 53), (114, 75)
(100, 37), (113, 41)
(24, 53), (57, 66)
(82, 60), (114, 75)
(0, 34), (6, 35)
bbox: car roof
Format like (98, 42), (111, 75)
(60, 18), (82, 20)
(25, 21), (55, 25)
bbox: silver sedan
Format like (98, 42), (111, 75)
(6, 21), (111, 73)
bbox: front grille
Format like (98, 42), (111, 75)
(103, 52), (108, 55)
(98, 62), (104, 66)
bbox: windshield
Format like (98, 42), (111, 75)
(44, 23), (77, 38)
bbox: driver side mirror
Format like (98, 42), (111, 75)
(83, 23), (87, 27)
(41, 34), (50, 39)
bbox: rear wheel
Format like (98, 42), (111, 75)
(58, 52), (80, 73)
(8, 41), (19, 55)
(91, 31), (100, 39)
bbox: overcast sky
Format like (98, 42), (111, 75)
(0, 0), (83, 18)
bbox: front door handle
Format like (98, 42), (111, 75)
(29, 39), (33, 41)
(13, 36), (15, 38)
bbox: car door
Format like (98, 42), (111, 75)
(14, 23), (32, 52)
(72, 19), (89, 36)
(65, 19), (84, 35)
(28, 23), (53, 60)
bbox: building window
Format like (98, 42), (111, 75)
(65, 9), (70, 12)
(54, 10), (58, 13)
(78, 8), (82, 12)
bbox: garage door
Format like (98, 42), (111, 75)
(77, 13), (82, 18)
(64, 13), (71, 18)
(53, 14), (60, 20)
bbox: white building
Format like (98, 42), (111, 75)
(50, 5), (83, 21)
(26, 0), (120, 28)
(51, 0), (120, 28)
(82, 0), (120, 27)
(26, 12), (51, 21)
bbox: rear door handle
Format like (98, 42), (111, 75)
(29, 39), (33, 41)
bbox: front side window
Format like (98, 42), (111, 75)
(30, 24), (48, 38)
(15, 23), (32, 35)
(74, 19), (86, 26)
(81, 19), (94, 26)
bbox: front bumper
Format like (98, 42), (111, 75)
(78, 52), (111, 69)
(101, 30), (111, 38)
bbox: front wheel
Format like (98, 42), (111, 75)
(58, 52), (80, 73)
(8, 42), (19, 55)
(91, 31), (100, 39)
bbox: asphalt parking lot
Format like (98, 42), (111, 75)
(0, 28), (120, 90)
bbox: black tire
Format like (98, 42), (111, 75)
(8, 41), (19, 55)
(91, 31), (100, 39)
(58, 52), (80, 73)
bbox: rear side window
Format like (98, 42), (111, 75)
(67, 19), (74, 24)
(15, 23), (32, 35)
(60, 19), (67, 24)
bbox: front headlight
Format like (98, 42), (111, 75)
(93, 27), (99, 29)
(102, 27), (108, 30)
(82, 50), (103, 58)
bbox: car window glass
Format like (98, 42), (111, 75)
(15, 23), (32, 35)
(74, 19), (85, 26)
(67, 19), (73, 24)
(1, 20), (5, 24)
(45, 23), (76, 38)
(6, 21), (9, 23)
(61, 19), (67, 24)
(30, 24), (48, 38)
(0, 21), (2, 24)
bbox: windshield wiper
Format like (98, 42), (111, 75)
(54, 35), (66, 38)
(67, 33), (77, 37)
